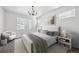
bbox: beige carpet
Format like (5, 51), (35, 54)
(48, 44), (68, 53)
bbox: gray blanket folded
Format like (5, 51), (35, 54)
(27, 33), (48, 53)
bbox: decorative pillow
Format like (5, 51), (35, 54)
(40, 30), (48, 34)
(47, 31), (58, 36)
(1, 32), (16, 40)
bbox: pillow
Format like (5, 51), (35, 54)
(40, 30), (48, 34)
(47, 31), (58, 36)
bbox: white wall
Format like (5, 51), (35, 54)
(4, 11), (27, 37)
(0, 7), (4, 34)
(4, 11), (17, 32)
(38, 6), (75, 31)
(4, 10), (36, 37)
(37, 6), (79, 49)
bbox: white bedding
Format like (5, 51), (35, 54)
(22, 32), (57, 53)
(32, 32), (57, 47)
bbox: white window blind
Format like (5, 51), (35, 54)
(17, 17), (26, 30)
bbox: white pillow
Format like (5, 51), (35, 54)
(9, 35), (16, 40)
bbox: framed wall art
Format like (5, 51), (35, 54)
(48, 15), (56, 25)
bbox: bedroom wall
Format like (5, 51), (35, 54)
(37, 6), (79, 49)
(4, 11), (17, 32)
(4, 11), (26, 37)
(4, 10), (36, 37)
(37, 6), (75, 30)
(0, 7), (4, 34)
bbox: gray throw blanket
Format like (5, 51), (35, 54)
(27, 33), (48, 53)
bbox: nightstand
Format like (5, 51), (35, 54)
(58, 36), (71, 50)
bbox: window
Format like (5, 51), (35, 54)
(59, 8), (75, 19)
(17, 17), (26, 30)
(16, 16), (37, 32)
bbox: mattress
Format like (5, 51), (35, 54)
(32, 32), (57, 47)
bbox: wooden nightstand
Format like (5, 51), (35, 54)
(58, 36), (72, 50)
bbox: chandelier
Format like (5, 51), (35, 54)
(28, 6), (37, 16)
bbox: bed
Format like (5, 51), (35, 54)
(32, 32), (57, 47)
(22, 31), (58, 53)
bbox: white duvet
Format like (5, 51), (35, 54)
(22, 32), (57, 53)
(32, 32), (57, 47)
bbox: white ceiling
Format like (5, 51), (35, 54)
(3, 6), (61, 17)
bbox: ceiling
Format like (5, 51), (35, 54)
(3, 6), (61, 17)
